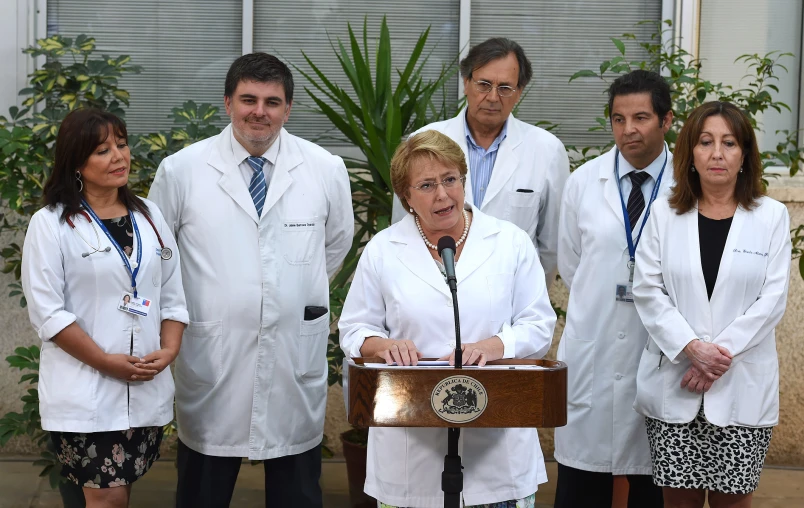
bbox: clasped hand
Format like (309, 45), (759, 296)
(680, 339), (733, 393)
(101, 348), (178, 382)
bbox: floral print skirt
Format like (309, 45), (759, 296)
(51, 426), (163, 488)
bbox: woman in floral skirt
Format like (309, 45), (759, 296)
(22, 108), (188, 507)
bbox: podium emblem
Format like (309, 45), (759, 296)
(430, 376), (488, 423)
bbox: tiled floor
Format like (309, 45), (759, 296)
(0, 458), (802, 507)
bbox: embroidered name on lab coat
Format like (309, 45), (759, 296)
(283, 221), (316, 230)
(733, 248), (769, 257)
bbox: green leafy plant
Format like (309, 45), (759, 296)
(0, 346), (63, 488)
(567, 20), (801, 172)
(294, 16), (458, 393)
(0, 35), (142, 307)
(129, 101), (223, 195)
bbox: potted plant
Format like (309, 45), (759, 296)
(298, 16), (458, 507)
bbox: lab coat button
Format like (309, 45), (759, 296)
(702, 335), (711, 342)
(617, 332), (625, 339)
(134, 327), (141, 333)
(615, 373), (623, 380)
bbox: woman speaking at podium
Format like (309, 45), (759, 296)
(339, 130), (557, 507)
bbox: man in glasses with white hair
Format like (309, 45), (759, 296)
(392, 37), (569, 286)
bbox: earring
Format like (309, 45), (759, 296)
(409, 207), (415, 214)
(75, 171), (83, 192)
(690, 164), (697, 173)
(739, 166), (744, 173)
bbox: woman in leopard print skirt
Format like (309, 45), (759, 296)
(632, 101), (791, 507)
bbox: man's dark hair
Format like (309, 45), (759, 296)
(224, 53), (294, 103)
(459, 38), (533, 89)
(607, 70), (672, 123)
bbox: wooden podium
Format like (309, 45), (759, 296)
(346, 358), (567, 429)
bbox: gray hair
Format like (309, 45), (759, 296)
(459, 38), (532, 89)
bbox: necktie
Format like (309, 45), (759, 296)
(626, 171), (650, 230)
(247, 156), (267, 217)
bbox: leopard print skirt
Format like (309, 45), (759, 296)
(645, 404), (772, 495)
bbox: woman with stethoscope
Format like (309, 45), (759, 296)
(21, 108), (188, 507)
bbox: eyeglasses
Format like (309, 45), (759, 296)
(409, 175), (466, 194)
(472, 80), (517, 98)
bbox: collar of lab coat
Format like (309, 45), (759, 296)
(597, 144), (670, 230)
(443, 108), (523, 208)
(389, 204), (500, 297)
(207, 125), (303, 224)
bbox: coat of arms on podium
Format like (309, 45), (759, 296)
(430, 375), (488, 424)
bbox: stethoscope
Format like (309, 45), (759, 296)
(66, 210), (173, 260)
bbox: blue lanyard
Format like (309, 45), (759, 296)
(614, 146), (667, 263)
(80, 199), (143, 297)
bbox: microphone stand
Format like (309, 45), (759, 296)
(442, 255), (462, 508)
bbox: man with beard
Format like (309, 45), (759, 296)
(148, 53), (353, 508)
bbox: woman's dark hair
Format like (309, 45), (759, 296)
(43, 108), (150, 222)
(669, 101), (764, 214)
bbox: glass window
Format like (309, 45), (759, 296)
(254, 0), (460, 146)
(470, 0), (662, 147)
(47, 0), (242, 133)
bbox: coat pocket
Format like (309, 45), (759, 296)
(634, 346), (665, 419)
(39, 343), (98, 424)
(557, 335), (595, 408)
(297, 312), (330, 383)
(282, 218), (322, 265)
(735, 358), (778, 426)
(176, 320), (223, 386)
(503, 189), (540, 234)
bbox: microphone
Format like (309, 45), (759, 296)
(437, 235), (464, 508)
(438, 235), (462, 370)
(437, 236), (457, 292)
(82, 246), (112, 258)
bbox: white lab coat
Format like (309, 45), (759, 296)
(148, 125), (354, 459)
(633, 196), (791, 427)
(554, 147), (673, 475)
(391, 109), (569, 283)
(21, 200), (188, 433)
(339, 206), (556, 507)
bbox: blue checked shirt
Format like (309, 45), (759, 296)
(464, 116), (508, 207)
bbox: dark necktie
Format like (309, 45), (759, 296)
(626, 171), (650, 230)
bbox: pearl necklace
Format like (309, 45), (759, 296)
(415, 208), (470, 250)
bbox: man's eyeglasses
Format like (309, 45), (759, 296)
(409, 175), (466, 194)
(472, 80), (517, 98)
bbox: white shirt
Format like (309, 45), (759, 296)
(22, 200), (189, 432)
(616, 145), (668, 206)
(230, 128), (280, 189)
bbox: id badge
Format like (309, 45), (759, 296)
(615, 283), (634, 303)
(118, 292), (152, 316)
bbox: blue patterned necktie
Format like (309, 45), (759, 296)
(246, 156), (267, 217)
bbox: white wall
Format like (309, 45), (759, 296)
(698, 0), (802, 153)
(0, 0), (43, 117)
